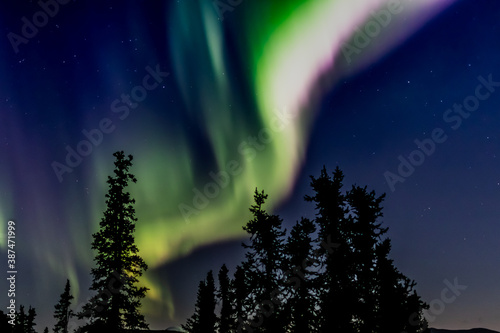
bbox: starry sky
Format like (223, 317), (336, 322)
(1, 0), (500, 331)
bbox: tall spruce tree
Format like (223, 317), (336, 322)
(54, 279), (74, 333)
(285, 217), (318, 333)
(183, 270), (217, 333)
(199, 271), (217, 331)
(347, 185), (387, 333)
(306, 166), (429, 333)
(217, 264), (235, 333)
(374, 239), (429, 333)
(78, 151), (148, 332)
(13, 305), (36, 333)
(26, 306), (36, 333)
(13, 305), (25, 333)
(232, 264), (251, 331)
(0, 310), (12, 333)
(305, 166), (357, 333)
(241, 189), (287, 333)
(14, 306), (36, 333)
(182, 280), (203, 333)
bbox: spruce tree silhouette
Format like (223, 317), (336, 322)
(183, 270), (217, 333)
(375, 239), (429, 333)
(26, 307), (36, 333)
(285, 217), (318, 332)
(232, 264), (251, 330)
(241, 189), (287, 333)
(13, 306), (36, 333)
(182, 166), (430, 333)
(53, 279), (74, 333)
(0, 310), (11, 333)
(305, 166), (357, 333)
(305, 166), (429, 332)
(15, 306), (22, 333)
(182, 280), (203, 333)
(217, 264), (235, 333)
(13, 305), (25, 333)
(347, 185), (387, 332)
(78, 151), (148, 333)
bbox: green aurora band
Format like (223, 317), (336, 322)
(0, 0), (457, 325)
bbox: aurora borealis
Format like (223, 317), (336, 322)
(2, 0), (500, 330)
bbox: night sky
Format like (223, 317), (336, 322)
(1, 0), (500, 331)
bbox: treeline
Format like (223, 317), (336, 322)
(0, 280), (72, 333)
(0, 155), (431, 333)
(0, 305), (41, 333)
(183, 166), (430, 333)
(0, 278), (77, 333)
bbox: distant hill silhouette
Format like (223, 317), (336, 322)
(431, 329), (500, 333)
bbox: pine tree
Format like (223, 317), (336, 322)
(374, 239), (429, 333)
(16, 306), (36, 333)
(0, 310), (12, 333)
(306, 166), (429, 333)
(347, 183), (429, 333)
(182, 166), (430, 333)
(232, 264), (252, 332)
(240, 189), (287, 333)
(13, 305), (25, 333)
(54, 279), (74, 333)
(78, 151), (148, 332)
(182, 280), (203, 333)
(347, 185), (387, 333)
(27, 307), (36, 333)
(285, 217), (318, 333)
(217, 264), (234, 333)
(183, 271), (217, 333)
(305, 166), (356, 333)
(199, 271), (217, 331)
